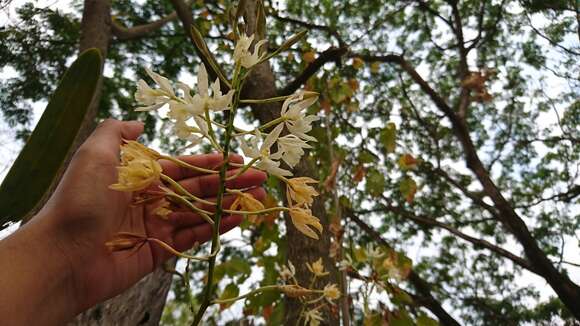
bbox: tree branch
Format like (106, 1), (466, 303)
(525, 14), (580, 56)
(169, 0), (228, 91)
(448, 1), (471, 120)
(371, 46), (580, 316)
(278, 46), (348, 96)
(428, 166), (497, 214)
(111, 12), (178, 41)
(466, 0), (507, 51)
(415, 0), (454, 31)
(516, 185), (580, 209)
(344, 209), (461, 326)
(270, 11), (345, 47)
(371, 203), (539, 274)
(357, 53), (459, 123)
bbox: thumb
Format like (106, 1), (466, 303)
(120, 120), (145, 141)
(82, 119), (144, 156)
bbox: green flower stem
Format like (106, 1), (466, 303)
(273, 174), (290, 183)
(212, 285), (281, 304)
(191, 63), (242, 326)
(160, 174), (217, 208)
(239, 91), (318, 105)
(146, 238), (212, 261)
(164, 192), (214, 226)
(160, 155), (219, 175)
(210, 120), (251, 134)
(232, 116), (287, 137)
(240, 94), (295, 104)
(204, 107), (223, 152)
(223, 206), (289, 215)
(229, 162), (244, 168)
(225, 157), (260, 181)
(257, 30), (308, 65)
(259, 116), (286, 131)
(183, 260), (195, 312)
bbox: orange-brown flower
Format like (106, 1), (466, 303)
(287, 177), (318, 207)
(230, 192), (265, 223)
(289, 207), (322, 239)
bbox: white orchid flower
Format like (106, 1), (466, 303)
(240, 124), (292, 177)
(280, 91), (319, 142)
(196, 64), (234, 112)
(134, 68), (176, 111)
(172, 64), (234, 116)
(172, 119), (203, 145)
(172, 82), (205, 116)
(277, 134), (312, 167)
(233, 34), (268, 69)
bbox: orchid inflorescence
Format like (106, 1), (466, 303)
(105, 8), (336, 324)
(278, 259), (341, 326)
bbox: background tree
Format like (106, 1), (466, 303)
(1, 0), (578, 324)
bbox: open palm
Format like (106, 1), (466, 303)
(41, 119), (266, 312)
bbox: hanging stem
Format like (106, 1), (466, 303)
(211, 285), (281, 304)
(191, 63), (242, 326)
(223, 206), (289, 215)
(165, 192), (214, 225)
(204, 107), (224, 151)
(160, 155), (219, 175)
(147, 238), (213, 261)
(161, 174), (217, 207)
(225, 157), (260, 181)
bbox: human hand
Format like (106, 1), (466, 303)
(36, 119), (266, 314)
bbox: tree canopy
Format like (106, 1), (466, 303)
(1, 0), (579, 325)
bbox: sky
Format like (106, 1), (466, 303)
(1, 0), (579, 324)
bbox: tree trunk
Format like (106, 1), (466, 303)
(65, 1), (174, 324)
(240, 1), (340, 324)
(69, 265), (174, 325)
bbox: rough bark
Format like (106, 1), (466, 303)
(69, 265), (174, 326)
(240, 1), (340, 324)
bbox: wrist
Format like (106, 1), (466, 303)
(0, 212), (81, 324)
(31, 209), (88, 316)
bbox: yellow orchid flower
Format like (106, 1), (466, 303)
(289, 207), (322, 239)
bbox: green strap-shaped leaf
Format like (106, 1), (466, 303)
(0, 48), (102, 229)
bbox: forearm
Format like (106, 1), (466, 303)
(0, 214), (79, 325)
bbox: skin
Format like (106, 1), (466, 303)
(0, 119), (266, 325)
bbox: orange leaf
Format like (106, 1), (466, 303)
(370, 61), (381, 74)
(320, 99), (332, 114)
(352, 57), (364, 69)
(398, 154), (418, 170)
(353, 165), (366, 183)
(303, 51), (316, 63)
(348, 78), (359, 91)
